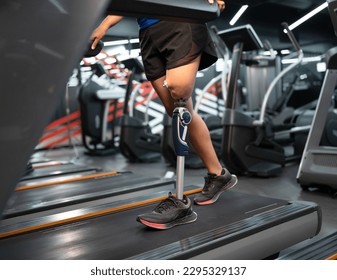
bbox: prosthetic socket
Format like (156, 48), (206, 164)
(172, 100), (191, 156)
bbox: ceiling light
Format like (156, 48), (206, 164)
(229, 5), (249, 26)
(288, 2), (328, 31)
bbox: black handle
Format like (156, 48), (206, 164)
(281, 22), (301, 53)
(84, 39), (104, 58)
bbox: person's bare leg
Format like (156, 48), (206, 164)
(150, 57), (223, 176)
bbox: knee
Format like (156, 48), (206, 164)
(163, 79), (193, 101)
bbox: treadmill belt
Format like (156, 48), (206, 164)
(21, 164), (100, 181)
(0, 191), (320, 260)
(4, 173), (174, 217)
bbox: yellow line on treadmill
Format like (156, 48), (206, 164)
(0, 188), (202, 239)
(16, 171), (119, 191)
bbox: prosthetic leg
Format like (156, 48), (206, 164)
(172, 99), (191, 200)
(136, 95), (197, 230)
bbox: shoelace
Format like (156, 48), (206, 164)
(203, 174), (217, 192)
(154, 195), (178, 213)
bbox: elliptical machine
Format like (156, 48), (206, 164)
(78, 61), (125, 156)
(119, 58), (162, 162)
(219, 23), (307, 177)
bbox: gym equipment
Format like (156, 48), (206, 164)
(18, 166), (105, 190)
(4, 171), (175, 218)
(119, 58), (162, 162)
(20, 162), (100, 182)
(219, 23), (309, 177)
(0, 189), (321, 259)
(84, 39), (104, 58)
(79, 61), (125, 155)
(297, 0), (337, 196)
(278, 231), (337, 260)
(0, 0), (111, 216)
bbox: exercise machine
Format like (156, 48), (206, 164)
(20, 161), (100, 182)
(20, 43), (115, 183)
(106, 0), (220, 23)
(0, 186), (321, 259)
(0, 0), (113, 217)
(278, 231), (337, 260)
(219, 23), (310, 177)
(297, 0), (337, 197)
(119, 58), (162, 162)
(79, 61), (124, 156)
(4, 170), (175, 219)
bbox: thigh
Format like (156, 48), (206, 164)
(165, 55), (200, 95)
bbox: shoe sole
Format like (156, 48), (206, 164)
(194, 174), (238, 205)
(137, 211), (198, 230)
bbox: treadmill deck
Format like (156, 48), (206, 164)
(0, 191), (321, 260)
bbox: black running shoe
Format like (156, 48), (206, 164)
(194, 168), (238, 205)
(137, 193), (197, 230)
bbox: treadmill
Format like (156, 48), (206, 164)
(0, 0), (321, 260)
(0, 187), (321, 260)
(297, 0), (337, 196)
(20, 162), (101, 182)
(278, 231), (337, 260)
(5, 171), (175, 219)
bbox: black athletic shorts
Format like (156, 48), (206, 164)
(139, 21), (218, 81)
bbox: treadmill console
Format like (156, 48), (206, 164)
(328, 0), (337, 36)
(106, 0), (220, 23)
(217, 24), (264, 52)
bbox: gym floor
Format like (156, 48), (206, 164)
(31, 145), (337, 258)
